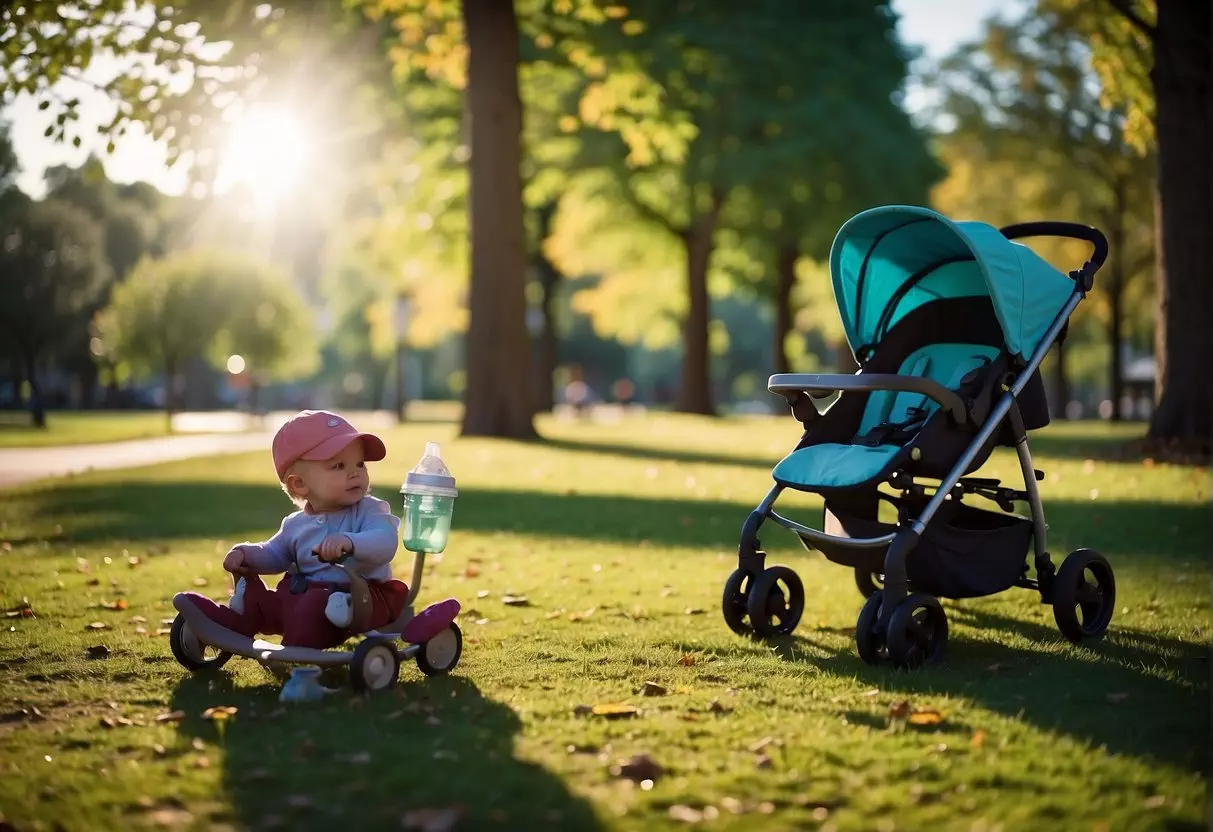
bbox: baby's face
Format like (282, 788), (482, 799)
(298, 440), (370, 510)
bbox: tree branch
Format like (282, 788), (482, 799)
(1103, 0), (1155, 40)
(618, 175), (683, 237)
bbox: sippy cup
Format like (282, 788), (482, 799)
(400, 442), (458, 554)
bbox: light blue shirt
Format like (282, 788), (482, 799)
(235, 495), (401, 584)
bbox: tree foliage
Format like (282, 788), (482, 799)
(96, 249), (316, 418)
(0, 193), (111, 426)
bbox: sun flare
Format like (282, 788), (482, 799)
(215, 108), (310, 209)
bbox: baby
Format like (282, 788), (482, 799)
(178, 410), (408, 649)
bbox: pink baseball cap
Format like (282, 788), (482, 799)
(271, 410), (387, 480)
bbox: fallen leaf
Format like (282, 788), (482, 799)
(85, 644), (110, 659)
(609, 752), (664, 783)
(568, 607), (596, 621)
(862, 688), (880, 697)
(192, 577), (208, 587)
(401, 806), (465, 832)
(591, 703), (639, 719)
(684, 607), (705, 615)
(641, 681), (667, 697)
(155, 711), (185, 723)
(501, 595), (530, 606)
(669, 805), (703, 823)
(1143, 795), (1166, 809)
(463, 565), (480, 578)
(971, 729), (987, 749)
(888, 700), (911, 722)
(678, 654), (697, 667)
(908, 709), (944, 726)
(131, 615), (148, 624)
(148, 806), (194, 827)
(748, 736), (777, 753)
(154, 628), (172, 636)
(201, 706), (238, 721)
(101, 599), (129, 611)
(160, 618), (175, 626)
(86, 622), (109, 630)
(476, 590), (490, 599)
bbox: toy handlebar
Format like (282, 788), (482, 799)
(998, 222), (1108, 292)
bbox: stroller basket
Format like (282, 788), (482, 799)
(810, 500), (1033, 600)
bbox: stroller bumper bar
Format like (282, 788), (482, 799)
(768, 373), (968, 424)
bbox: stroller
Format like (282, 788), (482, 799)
(721, 205), (1117, 668)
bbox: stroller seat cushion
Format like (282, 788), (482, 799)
(772, 443), (902, 490)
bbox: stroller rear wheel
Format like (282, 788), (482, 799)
(885, 593), (948, 669)
(721, 569), (755, 636)
(855, 569), (884, 598)
(745, 566), (805, 638)
(1052, 548), (1115, 643)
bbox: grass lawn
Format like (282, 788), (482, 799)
(0, 411), (170, 448)
(0, 414), (1207, 831)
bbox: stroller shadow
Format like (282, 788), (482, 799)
(167, 672), (604, 830)
(760, 607), (1210, 775)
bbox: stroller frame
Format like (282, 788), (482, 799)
(722, 218), (1118, 668)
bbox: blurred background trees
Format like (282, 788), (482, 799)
(0, 0), (1205, 451)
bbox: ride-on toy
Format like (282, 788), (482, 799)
(169, 442), (465, 693)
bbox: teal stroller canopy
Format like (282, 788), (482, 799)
(829, 206), (1076, 360)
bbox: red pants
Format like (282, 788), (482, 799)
(181, 574), (408, 649)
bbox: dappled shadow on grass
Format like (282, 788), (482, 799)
(538, 436), (779, 471)
(168, 670), (604, 830)
(753, 607), (1210, 775)
(6, 476), (1209, 565)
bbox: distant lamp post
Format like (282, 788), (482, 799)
(394, 291), (413, 423)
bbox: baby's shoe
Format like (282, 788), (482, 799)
(228, 577), (247, 615)
(325, 592), (354, 628)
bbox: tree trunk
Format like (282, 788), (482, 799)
(531, 200), (561, 415)
(1145, 0), (1212, 445)
(1052, 336), (1070, 420)
(458, 0), (536, 439)
(773, 243), (798, 376)
(675, 190), (725, 416)
(1107, 181), (1126, 422)
(22, 350), (45, 429)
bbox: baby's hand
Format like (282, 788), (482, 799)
(315, 534), (353, 562)
(222, 547), (248, 574)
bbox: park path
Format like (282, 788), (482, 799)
(0, 431), (276, 489)
(0, 410), (400, 490)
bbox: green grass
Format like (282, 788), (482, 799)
(0, 414), (1208, 831)
(0, 411), (170, 448)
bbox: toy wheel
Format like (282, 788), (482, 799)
(721, 569), (755, 636)
(855, 569), (884, 598)
(855, 592), (887, 665)
(169, 612), (231, 671)
(1052, 548), (1115, 643)
(350, 637), (400, 693)
(417, 622), (463, 676)
(745, 565), (804, 638)
(885, 593), (948, 669)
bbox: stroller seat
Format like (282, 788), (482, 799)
(772, 343), (1002, 490)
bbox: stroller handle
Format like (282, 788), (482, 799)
(998, 222), (1108, 291)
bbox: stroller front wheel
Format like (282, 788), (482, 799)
(855, 593), (887, 664)
(1052, 548), (1115, 643)
(721, 569), (754, 636)
(885, 593), (948, 669)
(745, 566), (805, 638)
